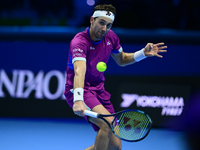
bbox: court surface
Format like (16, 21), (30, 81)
(0, 118), (190, 150)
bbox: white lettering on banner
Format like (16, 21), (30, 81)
(0, 69), (18, 97)
(121, 94), (138, 108)
(0, 69), (66, 100)
(43, 70), (64, 100)
(121, 94), (184, 116)
(161, 107), (183, 116)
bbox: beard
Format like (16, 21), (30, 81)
(94, 30), (107, 40)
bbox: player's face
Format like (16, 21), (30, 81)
(90, 16), (113, 41)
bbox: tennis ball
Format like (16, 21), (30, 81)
(96, 62), (107, 72)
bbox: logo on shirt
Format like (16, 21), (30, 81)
(107, 42), (111, 45)
(90, 46), (95, 50)
(73, 48), (83, 52)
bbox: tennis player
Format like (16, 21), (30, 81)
(64, 4), (167, 150)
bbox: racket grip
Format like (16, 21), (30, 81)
(84, 110), (98, 118)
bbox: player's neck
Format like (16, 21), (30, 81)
(89, 28), (102, 42)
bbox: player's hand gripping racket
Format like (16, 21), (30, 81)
(84, 109), (152, 142)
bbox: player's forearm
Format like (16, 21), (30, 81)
(120, 49), (147, 66)
(73, 66), (86, 103)
(74, 65), (85, 89)
(119, 52), (136, 66)
(73, 61), (86, 89)
(74, 73), (85, 89)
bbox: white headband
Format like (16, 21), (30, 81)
(92, 10), (115, 21)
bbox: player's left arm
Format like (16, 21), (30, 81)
(111, 42), (167, 66)
(111, 51), (135, 66)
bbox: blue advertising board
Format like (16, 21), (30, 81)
(1, 41), (200, 76)
(0, 40), (199, 128)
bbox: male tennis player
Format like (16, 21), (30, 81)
(64, 4), (167, 150)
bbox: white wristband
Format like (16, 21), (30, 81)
(73, 88), (84, 102)
(134, 48), (147, 62)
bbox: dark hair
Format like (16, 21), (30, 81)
(93, 4), (116, 16)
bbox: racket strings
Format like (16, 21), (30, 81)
(113, 111), (151, 141)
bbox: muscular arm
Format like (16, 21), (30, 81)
(111, 51), (136, 67)
(111, 42), (167, 66)
(73, 60), (86, 89)
(73, 60), (87, 117)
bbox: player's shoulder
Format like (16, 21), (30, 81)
(106, 30), (119, 39)
(71, 29), (90, 44)
(107, 29), (117, 36)
(105, 30), (120, 43)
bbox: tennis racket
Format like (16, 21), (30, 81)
(84, 109), (152, 142)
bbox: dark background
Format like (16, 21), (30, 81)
(0, 0), (200, 31)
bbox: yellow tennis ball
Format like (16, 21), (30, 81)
(96, 62), (107, 72)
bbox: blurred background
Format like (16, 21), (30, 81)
(0, 0), (200, 30)
(0, 0), (200, 150)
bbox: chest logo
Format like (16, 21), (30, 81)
(107, 42), (111, 45)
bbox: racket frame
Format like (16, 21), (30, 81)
(85, 109), (153, 142)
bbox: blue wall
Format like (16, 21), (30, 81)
(1, 41), (200, 76)
(0, 29), (200, 129)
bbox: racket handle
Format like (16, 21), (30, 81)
(84, 110), (98, 118)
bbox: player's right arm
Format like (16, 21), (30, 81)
(72, 60), (87, 117)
